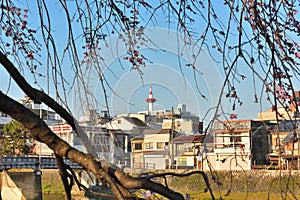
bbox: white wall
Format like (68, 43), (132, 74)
(144, 155), (166, 169)
(202, 153), (251, 171)
(104, 117), (135, 131)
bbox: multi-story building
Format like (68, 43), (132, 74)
(131, 129), (171, 169)
(131, 129), (205, 170)
(36, 110), (113, 161)
(137, 90), (201, 134)
(17, 95), (59, 125)
(171, 134), (205, 169)
(255, 91), (300, 169)
(102, 116), (149, 167)
(270, 120), (300, 169)
(203, 120), (273, 171)
(149, 104), (201, 134)
(37, 122), (118, 164)
(257, 91), (300, 122)
(1, 95), (60, 129)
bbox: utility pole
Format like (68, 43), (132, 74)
(171, 107), (175, 169)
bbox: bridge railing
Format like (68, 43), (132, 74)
(0, 155), (82, 170)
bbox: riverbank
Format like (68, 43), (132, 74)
(161, 170), (300, 199)
(42, 169), (300, 199)
(42, 169), (84, 196)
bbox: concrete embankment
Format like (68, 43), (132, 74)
(1, 170), (41, 200)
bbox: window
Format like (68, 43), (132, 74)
(117, 120), (121, 124)
(145, 142), (153, 149)
(178, 157), (187, 166)
(184, 144), (193, 152)
(93, 133), (110, 152)
(134, 143), (142, 150)
(73, 134), (82, 145)
(157, 142), (165, 149)
(230, 136), (242, 147)
(176, 144), (184, 155)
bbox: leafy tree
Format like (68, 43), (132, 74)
(0, 1), (299, 200)
(0, 120), (33, 155)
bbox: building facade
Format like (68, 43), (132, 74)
(202, 120), (273, 171)
(269, 120), (300, 169)
(131, 129), (171, 170)
(171, 135), (204, 169)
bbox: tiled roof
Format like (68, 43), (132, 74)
(131, 135), (144, 141)
(144, 150), (169, 155)
(143, 129), (171, 135)
(173, 134), (205, 143)
(282, 130), (300, 143)
(123, 117), (148, 127)
(277, 120), (300, 132)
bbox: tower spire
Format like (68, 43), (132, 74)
(146, 86), (156, 114)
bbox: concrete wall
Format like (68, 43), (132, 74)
(203, 153), (251, 171)
(4, 171), (42, 200)
(144, 155), (166, 169)
(1, 171), (25, 200)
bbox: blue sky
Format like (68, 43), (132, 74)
(91, 27), (279, 122)
(1, 1), (299, 124)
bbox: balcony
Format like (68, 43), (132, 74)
(214, 142), (250, 154)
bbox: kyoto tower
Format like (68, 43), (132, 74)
(146, 86), (156, 114)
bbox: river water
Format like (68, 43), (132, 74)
(43, 184), (114, 199)
(43, 194), (106, 200)
(43, 192), (117, 200)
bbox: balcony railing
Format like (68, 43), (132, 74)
(214, 142), (249, 153)
(133, 162), (155, 169)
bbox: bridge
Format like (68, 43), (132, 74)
(0, 156), (82, 171)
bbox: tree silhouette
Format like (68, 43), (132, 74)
(0, 1), (299, 199)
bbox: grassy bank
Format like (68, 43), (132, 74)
(42, 169), (300, 199)
(42, 169), (84, 196)
(150, 170), (300, 199)
(42, 169), (63, 194)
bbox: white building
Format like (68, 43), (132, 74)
(36, 123), (86, 155)
(131, 129), (171, 170)
(201, 120), (273, 171)
(17, 95), (60, 125)
(102, 116), (148, 132)
(0, 111), (12, 129)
